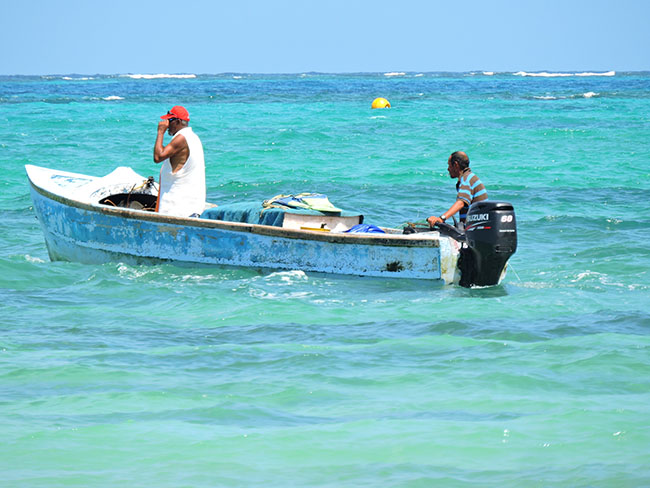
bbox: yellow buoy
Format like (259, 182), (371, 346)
(371, 97), (391, 109)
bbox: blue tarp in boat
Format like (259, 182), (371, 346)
(200, 202), (363, 227)
(344, 224), (385, 234)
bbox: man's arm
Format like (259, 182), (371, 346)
(427, 199), (466, 227)
(153, 120), (186, 163)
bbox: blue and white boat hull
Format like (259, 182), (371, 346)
(26, 165), (462, 283)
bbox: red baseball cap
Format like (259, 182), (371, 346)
(160, 105), (190, 121)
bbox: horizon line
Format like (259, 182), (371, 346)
(2, 69), (646, 77)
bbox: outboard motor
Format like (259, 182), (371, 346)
(459, 201), (517, 287)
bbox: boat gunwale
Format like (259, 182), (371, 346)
(28, 176), (441, 249)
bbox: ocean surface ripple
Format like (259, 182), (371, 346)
(1, 72), (649, 487)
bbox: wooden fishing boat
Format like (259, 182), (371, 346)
(25, 165), (517, 286)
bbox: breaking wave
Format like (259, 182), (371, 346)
(514, 71), (615, 77)
(384, 72), (406, 77)
(532, 92), (601, 100)
(121, 74), (197, 79)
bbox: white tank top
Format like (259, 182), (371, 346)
(158, 127), (206, 217)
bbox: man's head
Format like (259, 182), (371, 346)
(161, 106), (190, 135)
(447, 151), (469, 178)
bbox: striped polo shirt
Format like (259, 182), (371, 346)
(456, 169), (488, 220)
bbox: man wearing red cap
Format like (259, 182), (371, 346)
(153, 106), (206, 217)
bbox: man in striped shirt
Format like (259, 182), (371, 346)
(427, 151), (488, 228)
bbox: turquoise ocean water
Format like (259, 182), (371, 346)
(1, 72), (649, 486)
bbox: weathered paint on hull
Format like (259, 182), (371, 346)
(30, 183), (458, 282)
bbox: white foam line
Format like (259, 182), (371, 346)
(514, 71), (615, 77)
(121, 73), (197, 79)
(575, 71), (615, 77)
